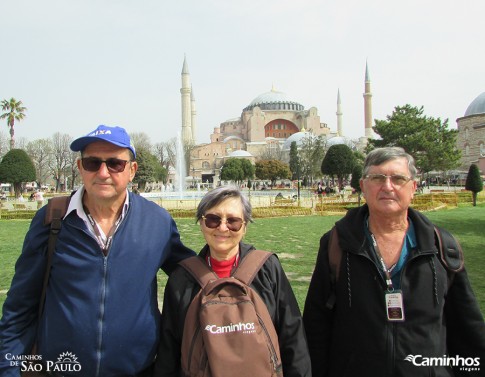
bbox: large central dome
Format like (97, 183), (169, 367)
(244, 87), (304, 112)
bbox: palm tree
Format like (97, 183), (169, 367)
(1, 98), (27, 150)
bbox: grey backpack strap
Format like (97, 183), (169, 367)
(233, 250), (273, 286)
(179, 256), (218, 288)
(434, 226), (464, 273)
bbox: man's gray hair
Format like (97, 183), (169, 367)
(363, 147), (417, 178)
(196, 186), (253, 223)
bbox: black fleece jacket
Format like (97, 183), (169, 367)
(154, 242), (312, 377)
(303, 205), (485, 377)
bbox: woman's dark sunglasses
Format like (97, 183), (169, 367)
(81, 157), (130, 173)
(202, 214), (246, 231)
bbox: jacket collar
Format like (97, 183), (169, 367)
(335, 204), (438, 258)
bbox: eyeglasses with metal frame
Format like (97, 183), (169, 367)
(201, 214), (246, 231)
(81, 157), (130, 173)
(364, 174), (412, 186)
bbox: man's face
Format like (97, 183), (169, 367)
(360, 157), (417, 217)
(77, 141), (137, 203)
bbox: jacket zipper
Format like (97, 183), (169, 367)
(95, 254), (109, 377)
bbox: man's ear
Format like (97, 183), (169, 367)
(129, 161), (138, 181)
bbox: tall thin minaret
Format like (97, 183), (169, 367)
(181, 55), (193, 144)
(190, 85), (197, 144)
(336, 89), (343, 136)
(363, 60), (373, 138)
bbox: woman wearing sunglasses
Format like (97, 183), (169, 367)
(154, 186), (311, 377)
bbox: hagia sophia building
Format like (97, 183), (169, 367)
(179, 56), (484, 185)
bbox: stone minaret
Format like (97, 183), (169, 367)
(181, 55), (193, 144)
(190, 85), (197, 144)
(363, 61), (373, 138)
(336, 89), (343, 136)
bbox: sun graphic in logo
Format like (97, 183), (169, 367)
(56, 352), (79, 364)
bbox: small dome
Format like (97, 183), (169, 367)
(464, 92), (485, 117)
(327, 136), (350, 147)
(229, 150), (252, 157)
(282, 131), (314, 150)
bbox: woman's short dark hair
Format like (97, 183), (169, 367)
(196, 186), (253, 223)
(363, 147), (417, 179)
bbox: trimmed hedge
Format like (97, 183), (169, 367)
(1, 191), (483, 220)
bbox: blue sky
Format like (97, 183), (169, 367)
(2, 0), (485, 145)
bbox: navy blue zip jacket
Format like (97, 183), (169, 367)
(0, 192), (195, 377)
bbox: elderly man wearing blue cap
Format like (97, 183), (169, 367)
(0, 125), (195, 377)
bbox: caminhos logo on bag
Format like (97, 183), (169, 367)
(204, 322), (256, 334)
(405, 354), (480, 373)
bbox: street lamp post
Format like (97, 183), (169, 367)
(297, 158), (301, 201)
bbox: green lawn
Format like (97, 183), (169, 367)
(1, 203), (484, 316)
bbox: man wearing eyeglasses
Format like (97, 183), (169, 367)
(0, 125), (195, 377)
(303, 147), (485, 377)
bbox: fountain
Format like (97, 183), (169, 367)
(141, 132), (207, 205)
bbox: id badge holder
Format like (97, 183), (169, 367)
(385, 290), (405, 321)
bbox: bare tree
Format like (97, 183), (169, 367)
(26, 138), (54, 188)
(164, 138), (177, 171)
(68, 150), (80, 191)
(130, 132), (153, 154)
(50, 132), (73, 192)
(299, 135), (326, 186)
(0, 130), (8, 158)
(13, 137), (29, 150)
(154, 140), (180, 180)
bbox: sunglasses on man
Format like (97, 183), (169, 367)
(81, 157), (130, 173)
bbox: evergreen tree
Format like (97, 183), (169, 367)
(321, 144), (355, 189)
(133, 148), (158, 191)
(289, 141), (299, 180)
(465, 164), (483, 206)
(0, 149), (36, 198)
(367, 104), (461, 177)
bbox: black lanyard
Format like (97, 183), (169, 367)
(84, 207), (122, 256)
(370, 233), (395, 292)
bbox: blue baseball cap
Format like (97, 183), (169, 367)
(70, 125), (136, 158)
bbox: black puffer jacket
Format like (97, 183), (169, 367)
(154, 242), (312, 377)
(303, 205), (485, 377)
